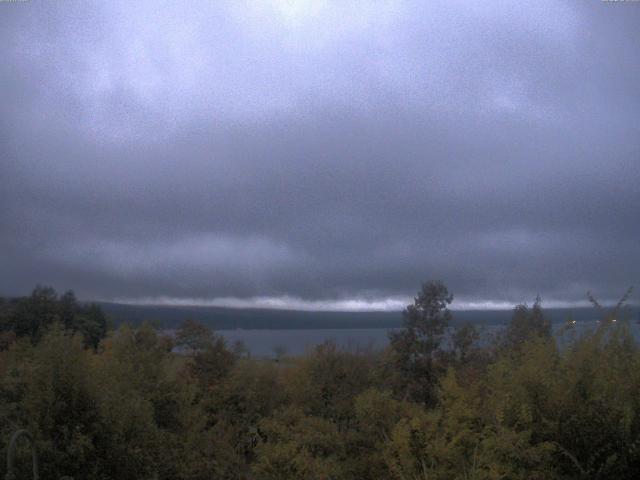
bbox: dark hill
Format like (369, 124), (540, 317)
(98, 302), (640, 330)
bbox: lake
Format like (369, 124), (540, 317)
(216, 321), (640, 358)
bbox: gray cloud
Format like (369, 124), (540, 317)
(1, 0), (639, 308)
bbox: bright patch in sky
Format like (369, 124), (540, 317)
(270, 0), (327, 25)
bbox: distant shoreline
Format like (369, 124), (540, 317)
(99, 302), (640, 331)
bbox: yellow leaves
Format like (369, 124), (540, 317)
(2, 316), (640, 479)
(253, 406), (345, 480)
(354, 388), (424, 441)
(384, 415), (431, 480)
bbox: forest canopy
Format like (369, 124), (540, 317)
(0, 283), (639, 479)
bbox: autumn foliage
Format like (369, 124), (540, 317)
(1, 283), (639, 479)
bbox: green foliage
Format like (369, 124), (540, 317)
(0, 326), (102, 479)
(451, 322), (481, 364)
(185, 340), (237, 390)
(284, 341), (376, 426)
(388, 280), (453, 405)
(0, 324), (220, 479)
(175, 318), (214, 352)
(501, 296), (552, 351)
(0, 287), (107, 349)
(1, 282), (639, 479)
(253, 407), (345, 480)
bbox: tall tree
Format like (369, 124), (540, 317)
(502, 296), (551, 350)
(388, 280), (453, 405)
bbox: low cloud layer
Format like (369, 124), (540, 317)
(1, 1), (639, 309)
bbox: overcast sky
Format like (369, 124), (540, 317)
(1, 0), (639, 310)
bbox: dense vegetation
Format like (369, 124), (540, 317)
(1, 283), (639, 479)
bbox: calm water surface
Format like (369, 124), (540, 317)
(216, 321), (640, 358)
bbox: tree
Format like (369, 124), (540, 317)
(188, 336), (237, 387)
(0, 287), (107, 349)
(175, 319), (214, 353)
(58, 290), (78, 331)
(502, 296), (551, 350)
(388, 280), (453, 405)
(10, 286), (59, 343)
(253, 407), (345, 480)
(588, 286), (634, 325)
(451, 322), (480, 364)
(57, 290), (107, 348)
(0, 326), (104, 479)
(285, 340), (375, 427)
(74, 303), (108, 349)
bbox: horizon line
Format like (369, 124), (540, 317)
(104, 295), (620, 313)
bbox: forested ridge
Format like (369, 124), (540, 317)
(1, 283), (639, 479)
